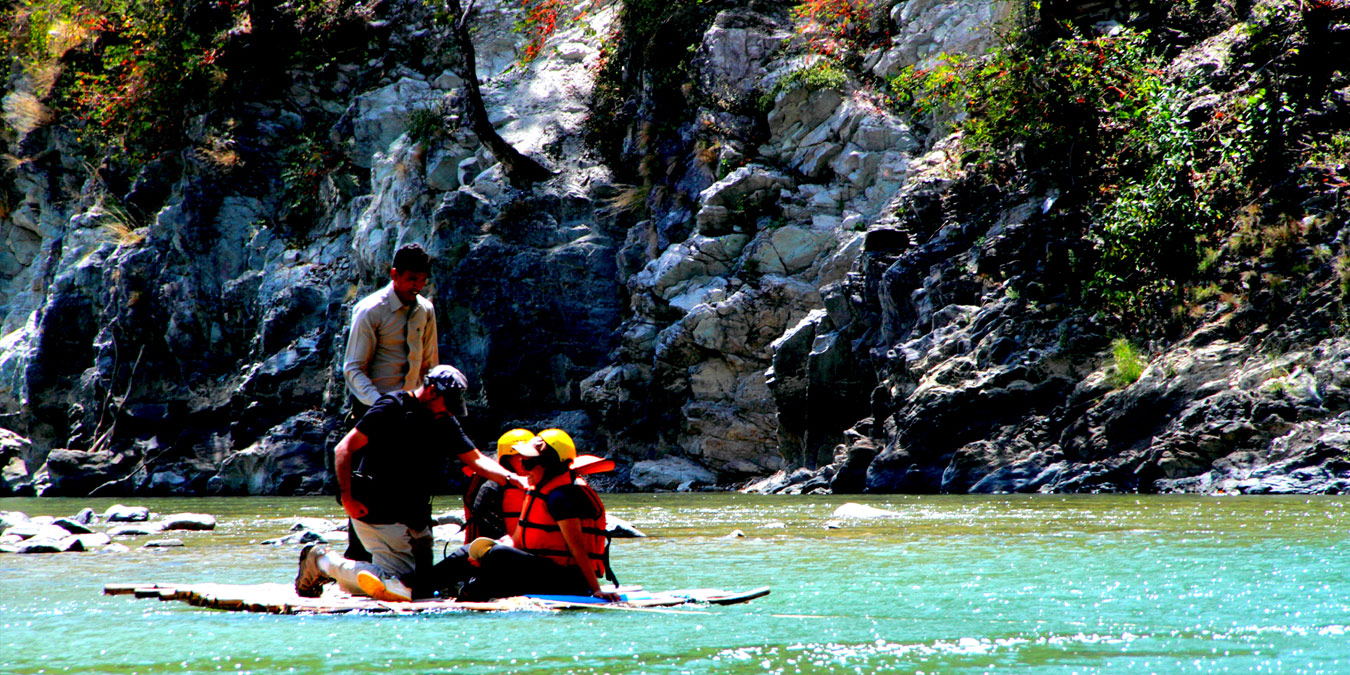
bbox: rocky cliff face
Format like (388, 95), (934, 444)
(0, 0), (1346, 496)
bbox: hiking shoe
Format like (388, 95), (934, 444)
(294, 543), (331, 598)
(357, 570), (412, 602)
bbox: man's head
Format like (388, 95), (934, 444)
(390, 243), (431, 304)
(425, 364), (469, 417)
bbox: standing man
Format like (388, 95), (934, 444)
(296, 365), (528, 602)
(338, 242), (438, 561)
(344, 242), (439, 421)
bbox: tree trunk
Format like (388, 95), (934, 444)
(442, 0), (554, 188)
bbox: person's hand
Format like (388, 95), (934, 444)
(506, 473), (530, 491)
(341, 494), (368, 520)
(591, 590), (622, 603)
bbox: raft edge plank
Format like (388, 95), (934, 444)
(108, 581), (767, 615)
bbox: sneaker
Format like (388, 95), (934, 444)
(294, 544), (331, 598)
(357, 570), (413, 602)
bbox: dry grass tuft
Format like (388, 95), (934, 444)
(47, 19), (90, 58)
(2, 93), (52, 135)
(2, 154), (32, 172)
(604, 184), (652, 217)
(98, 200), (146, 246)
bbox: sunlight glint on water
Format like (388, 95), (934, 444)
(1, 494), (1347, 673)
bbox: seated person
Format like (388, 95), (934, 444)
(452, 429), (620, 602)
(462, 428), (535, 543)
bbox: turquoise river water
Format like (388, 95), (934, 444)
(1, 494), (1348, 674)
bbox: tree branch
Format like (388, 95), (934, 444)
(442, 0), (554, 188)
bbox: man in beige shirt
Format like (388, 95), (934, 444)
(343, 243), (439, 419)
(338, 242), (439, 561)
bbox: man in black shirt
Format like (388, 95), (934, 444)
(295, 365), (526, 601)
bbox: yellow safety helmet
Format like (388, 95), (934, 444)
(537, 428), (577, 462)
(496, 428), (536, 456)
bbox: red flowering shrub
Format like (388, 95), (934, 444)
(792, 0), (884, 59)
(517, 0), (564, 63)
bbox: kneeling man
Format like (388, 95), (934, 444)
(295, 365), (526, 601)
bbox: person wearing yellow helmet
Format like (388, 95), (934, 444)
(462, 428), (535, 543)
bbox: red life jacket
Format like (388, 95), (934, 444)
(514, 472), (610, 579)
(502, 482), (525, 536)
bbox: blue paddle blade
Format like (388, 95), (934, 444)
(524, 594), (627, 604)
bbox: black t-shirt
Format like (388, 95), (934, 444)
(352, 392), (477, 526)
(544, 483), (602, 522)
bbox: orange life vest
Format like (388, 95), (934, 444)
(514, 472), (610, 580)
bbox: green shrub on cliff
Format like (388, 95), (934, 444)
(3, 1), (227, 163)
(758, 61), (848, 111)
(893, 29), (1213, 324)
(586, 0), (731, 174)
(884, 20), (1322, 331)
(1089, 78), (1217, 321)
(1109, 338), (1146, 388)
(3, 1), (369, 167)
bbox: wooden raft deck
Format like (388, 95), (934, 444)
(103, 582), (770, 616)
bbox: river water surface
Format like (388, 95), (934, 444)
(2, 494), (1348, 673)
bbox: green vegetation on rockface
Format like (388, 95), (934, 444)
(2, 0), (378, 228)
(882, 1), (1349, 335)
(3, 0), (222, 163)
(585, 0), (731, 175)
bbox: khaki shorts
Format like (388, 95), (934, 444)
(350, 519), (432, 579)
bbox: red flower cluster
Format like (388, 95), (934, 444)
(520, 0), (563, 63)
(793, 0), (874, 56)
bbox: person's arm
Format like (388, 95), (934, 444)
(457, 449), (529, 490)
(334, 427), (371, 519)
(557, 517), (619, 601)
(343, 307), (382, 406)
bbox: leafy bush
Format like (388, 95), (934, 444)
(16, 1), (230, 163)
(759, 61), (848, 110)
(886, 25), (1303, 330)
(280, 131), (350, 228)
(888, 54), (967, 121)
(4, 0), (363, 166)
(406, 103), (450, 145)
(585, 0), (729, 167)
(1088, 80), (1217, 321)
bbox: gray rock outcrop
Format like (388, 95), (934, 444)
(0, 0), (1345, 497)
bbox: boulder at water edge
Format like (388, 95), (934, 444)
(103, 505), (150, 522)
(161, 513), (216, 531)
(832, 503), (903, 519)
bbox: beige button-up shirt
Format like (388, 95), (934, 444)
(343, 282), (438, 406)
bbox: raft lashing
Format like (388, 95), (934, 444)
(104, 582), (770, 615)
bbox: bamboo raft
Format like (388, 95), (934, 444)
(104, 582), (770, 616)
